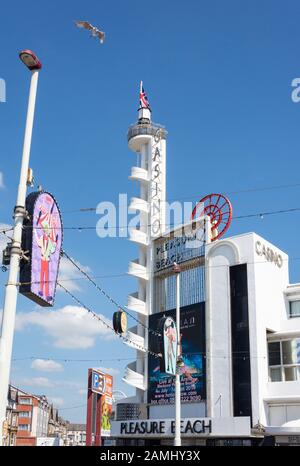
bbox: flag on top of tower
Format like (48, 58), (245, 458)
(139, 81), (151, 110)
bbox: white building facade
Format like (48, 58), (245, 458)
(111, 91), (300, 446)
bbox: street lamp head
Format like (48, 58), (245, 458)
(177, 355), (185, 368)
(172, 262), (181, 274)
(19, 50), (42, 71)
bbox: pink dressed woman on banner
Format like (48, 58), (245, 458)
(34, 201), (58, 302)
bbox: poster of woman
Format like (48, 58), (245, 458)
(163, 317), (177, 376)
(19, 191), (63, 307)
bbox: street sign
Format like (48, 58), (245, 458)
(91, 369), (106, 395)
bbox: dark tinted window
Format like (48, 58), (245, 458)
(268, 342), (281, 366)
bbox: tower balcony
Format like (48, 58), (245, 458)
(124, 326), (146, 352)
(127, 292), (147, 316)
(128, 228), (149, 247)
(129, 166), (149, 183)
(128, 197), (149, 214)
(122, 361), (146, 391)
(128, 259), (148, 281)
(127, 122), (167, 152)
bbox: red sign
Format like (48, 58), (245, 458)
(86, 369), (113, 445)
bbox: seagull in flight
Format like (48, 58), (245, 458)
(75, 20), (105, 43)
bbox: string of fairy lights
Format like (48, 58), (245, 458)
(0, 229), (161, 354)
(0, 202), (300, 233)
(0, 226), (161, 341)
(11, 179), (300, 215)
(61, 250), (161, 338)
(1, 195), (300, 376)
(12, 352), (276, 363)
(1, 225), (300, 355)
(11, 204), (300, 231)
(57, 281), (160, 358)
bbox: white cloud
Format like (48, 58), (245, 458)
(16, 305), (114, 349)
(56, 380), (83, 389)
(48, 397), (64, 407)
(96, 367), (120, 376)
(0, 223), (12, 254)
(58, 256), (91, 292)
(0, 172), (4, 189)
(22, 376), (55, 388)
(16, 375), (87, 393)
(31, 359), (63, 373)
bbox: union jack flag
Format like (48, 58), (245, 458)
(139, 82), (151, 109)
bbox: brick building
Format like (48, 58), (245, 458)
(3, 386), (18, 446)
(16, 392), (51, 446)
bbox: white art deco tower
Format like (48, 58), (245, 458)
(123, 83), (167, 403)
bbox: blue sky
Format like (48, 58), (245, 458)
(1, 0), (300, 422)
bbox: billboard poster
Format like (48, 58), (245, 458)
(148, 302), (205, 405)
(101, 374), (113, 437)
(160, 316), (177, 376)
(88, 369), (113, 437)
(20, 191), (63, 307)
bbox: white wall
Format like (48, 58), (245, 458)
(31, 406), (38, 437)
(206, 232), (291, 426)
(249, 234), (289, 425)
(206, 239), (240, 418)
(150, 402), (206, 420)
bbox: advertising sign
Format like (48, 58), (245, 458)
(113, 310), (127, 334)
(150, 128), (164, 238)
(19, 191), (63, 307)
(154, 224), (205, 274)
(148, 302), (206, 405)
(91, 369), (106, 395)
(111, 416), (251, 438)
(88, 369), (113, 437)
(159, 316), (177, 376)
(101, 374), (113, 437)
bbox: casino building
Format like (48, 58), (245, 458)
(111, 86), (300, 446)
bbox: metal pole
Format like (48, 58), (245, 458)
(174, 268), (181, 446)
(95, 394), (102, 446)
(86, 369), (93, 446)
(0, 69), (39, 445)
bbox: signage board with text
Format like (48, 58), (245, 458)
(111, 417), (251, 438)
(148, 302), (206, 405)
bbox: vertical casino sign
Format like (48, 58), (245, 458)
(19, 191), (63, 307)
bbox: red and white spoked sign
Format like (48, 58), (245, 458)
(191, 193), (232, 241)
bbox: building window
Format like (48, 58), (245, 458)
(270, 367), (282, 382)
(289, 301), (300, 318)
(268, 339), (300, 381)
(18, 424), (29, 431)
(154, 264), (205, 313)
(19, 398), (31, 405)
(19, 411), (31, 418)
(268, 342), (281, 366)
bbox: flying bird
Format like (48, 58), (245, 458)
(75, 20), (105, 43)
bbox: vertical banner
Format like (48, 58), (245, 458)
(101, 374), (113, 437)
(148, 302), (206, 405)
(86, 369), (113, 445)
(20, 191), (63, 307)
(159, 316), (177, 376)
(149, 128), (165, 238)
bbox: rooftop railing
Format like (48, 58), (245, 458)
(127, 121), (167, 142)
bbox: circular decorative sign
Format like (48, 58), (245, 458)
(191, 193), (232, 241)
(113, 310), (127, 334)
